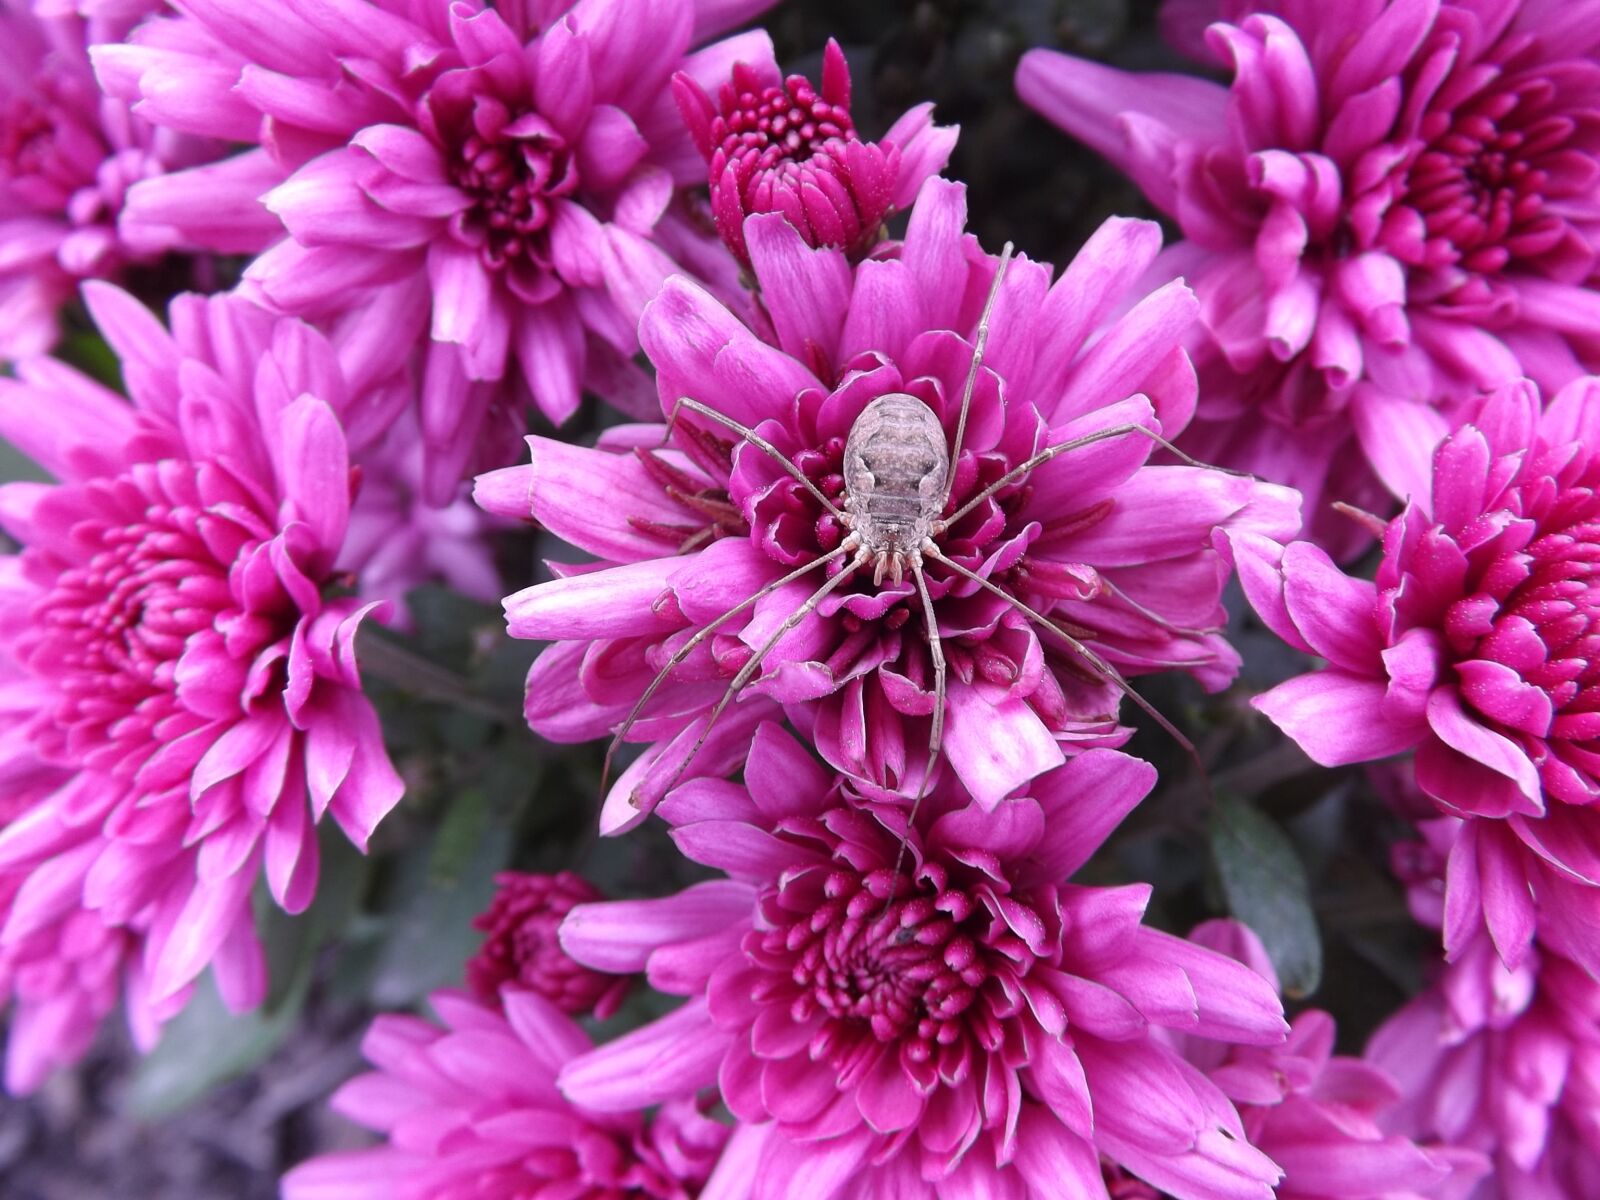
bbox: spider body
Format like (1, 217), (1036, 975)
(840, 393), (949, 587)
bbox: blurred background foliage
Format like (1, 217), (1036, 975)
(0, 2), (1430, 1196)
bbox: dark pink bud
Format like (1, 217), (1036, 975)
(674, 39), (900, 266)
(466, 871), (631, 1018)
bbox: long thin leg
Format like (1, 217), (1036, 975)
(923, 543), (1199, 761)
(1097, 576), (1220, 639)
(601, 542), (853, 795)
(939, 422), (1244, 533)
(667, 397), (846, 523)
(652, 550), (866, 799)
(885, 560), (948, 907)
(942, 242), (1015, 511)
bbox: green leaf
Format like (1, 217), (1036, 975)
(56, 329), (124, 392)
(0, 437), (48, 485)
(125, 971), (308, 1121)
(125, 826), (373, 1118)
(367, 790), (510, 1007)
(1208, 796), (1323, 999)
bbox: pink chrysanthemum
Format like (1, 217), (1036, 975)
(0, 284), (405, 1087)
(1230, 375), (1600, 977)
(672, 37), (955, 266)
(282, 987), (729, 1200)
(96, 0), (778, 500)
(555, 727), (1288, 1200)
(0, 1), (234, 360)
(466, 870), (632, 1019)
(1180, 921), (1489, 1200)
(1367, 931), (1600, 1198)
(479, 179), (1300, 825)
(1017, 0), (1600, 555)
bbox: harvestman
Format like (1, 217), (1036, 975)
(604, 243), (1216, 849)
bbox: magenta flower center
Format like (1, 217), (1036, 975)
(0, 95), (55, 182)
(1408, 52), (1589, 280)
(714, 71), (857, 188)
(1444, 478), (1600, 774)
(742, 834), (1050, 1103)
(16, 460), (273, 770)
(1394, 30), (1600, 304)
(771, 866), (991, 1050)
(447, 99), (577, 272)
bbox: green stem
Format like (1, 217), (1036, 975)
(356, 630), (521, 725)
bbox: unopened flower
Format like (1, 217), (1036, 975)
(673, 38), (955, 266)
(1230, 375), (1600, 976)
(467, 870), (632, 1018)
(1181, 921), (1489, 1200)
(282, 988), (728, 1200)
(1367, 931), (1600, 1196)
(1017, 1), (1600, 555)
(557, 729), (1288, 1200)
(0, 2), (236, 360)
(481, 179), (1300, 826)
(0, 285), (404, 1087)
(96, 0), (779, 500)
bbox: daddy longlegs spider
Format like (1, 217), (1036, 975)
(603, 243), (1222, 886)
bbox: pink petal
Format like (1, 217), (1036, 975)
(1254, 673), (1425, 765)
(505, 557), (683, 640)
(557, 996), (728, 1111)
(559, 880), (755, 973)
(942, 682), (1066, 811)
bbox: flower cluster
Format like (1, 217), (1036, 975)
(1018, 0), (1600, 555)
(1180, 921), (1488, 1200)
(482, 177), (1299, 825)
(96, 0), (784, 498)
(0, 2), (234, 361)
(0, 284), (404, 1087)
(559, 730), (1291, 1199)
(1234, 376), (1600, 976)
(4, 1), (1600, 1198)
(1368, 801), (1600, 1197)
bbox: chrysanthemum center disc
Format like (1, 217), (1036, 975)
(745, 842), (1050, 1092)
(16, 460), (269, 768)
(718, 74), (855, 179)
(1448, 488), (1600, 759)
(1404, 37), (1600, 287)
(0, 94), (56, 181)
(448, 98), (577, 272)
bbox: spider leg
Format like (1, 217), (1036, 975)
(939, 421), (1246, 533)
(943, 242), (1015, 510)
(885, 557), (949, 908)
(601, 541), (854, 797)
(667, 396), (847, 523)
(650, 548), (867, 800)
(1097, 576), (1221, 639)
(923, 544), (1202, 769)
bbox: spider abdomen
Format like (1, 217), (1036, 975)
(843, 394), (948, 556)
